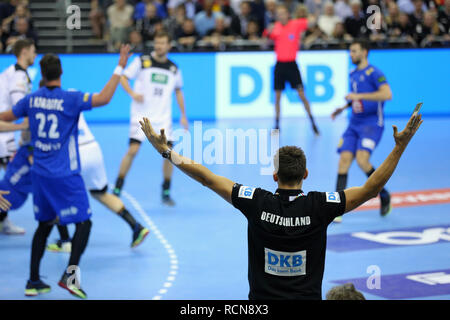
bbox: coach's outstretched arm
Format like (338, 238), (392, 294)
(139, 118), (235, 204)
(344, 113), (423, 213)
(91, 44), (131, 107)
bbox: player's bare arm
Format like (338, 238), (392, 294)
(120, 75), (144, 103)
(92, 44), (131, 108)
(175, 88), (188, 130)
(346, 84), (392, 102)
(0, 110), (19, 123)
(139, 117), (234, 204)
(331, 101), (352, 120)
(344, 112), (423, 213)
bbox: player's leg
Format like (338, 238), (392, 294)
(0, 162), (25, 234)
(90, 189), (149, 248)
(42, 173), (92, 299)
(26, 173), (55, 297)
(113, 140), (141, 196)
(273, 62), (284, 130)
(46, 224), (72, 253)
(355, 126), (391, 216)
(291, 62), (319, 135)
(333, 128), (358, 223)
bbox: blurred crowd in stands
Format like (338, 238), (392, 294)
(0, 0), (37, 53)
(0, 0), (449, 53)
(93, 0), (450, 51)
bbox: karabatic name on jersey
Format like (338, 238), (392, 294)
(349, 65), (388, 127)
(232, 184), (346, 300)
(12, 86), (92, 177)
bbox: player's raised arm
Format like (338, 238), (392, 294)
(139, 117), (234, 204)
(343, 112), (423, 213)
(91, 44), (131, 107)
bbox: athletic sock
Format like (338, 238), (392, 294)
(162, 179), (171, 198)
(30, 222), (54, 282)
(115, 177), (124, 190)
(365, 167), (389, 196)
(117, 207), (137, 230)
(336, 174), (348, 191)
(68, 220), (92, 267)
(0, 211), (7, 222)
(57, 225), (70, 242)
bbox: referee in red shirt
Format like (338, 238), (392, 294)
(264, 4), (319, 135)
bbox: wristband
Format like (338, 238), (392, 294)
(114, 66), (124, 76)
(162, 149), (172, 160)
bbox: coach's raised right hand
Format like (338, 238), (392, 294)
(118, 44), (131, 68)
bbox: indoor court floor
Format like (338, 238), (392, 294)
(1, 116), (449, 300)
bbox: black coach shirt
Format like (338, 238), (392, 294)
(231, 183), (346, 300)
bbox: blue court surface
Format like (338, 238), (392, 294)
(0, 116), (449, 300)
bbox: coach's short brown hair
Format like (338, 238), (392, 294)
(326, 283), (366, 300)
(274, 146), (306, 185)
(13, 39), (34, 57)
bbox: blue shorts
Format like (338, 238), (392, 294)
(31, 172), (92, 225)
(0, 179), (28, 213)
(338, 123), (384, 155)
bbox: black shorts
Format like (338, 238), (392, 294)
(274, 61), (303, 91)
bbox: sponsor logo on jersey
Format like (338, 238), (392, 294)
(151, 73), (168, 84)
(365, 67), (374, 76)
(238, 186), (255, 199)
(264, 248), (306, 277)
(378, 76), (386, 83)
(326, 192), (341, 203)
(83, 93), (90, 102)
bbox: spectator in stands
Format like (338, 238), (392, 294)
(295, 4), (310, 19)
(326, 283), (366, 300)
(217, 0), (237, 27)
(344, 0), (367, 38)
(331, 21), (353, 43)
(2, 2), (32, 33)
(437, 0), (449, 32)
(5, 16), (37, 52)
(129, 29), (144, 51)
(415, 10), (449, 46)
(335, 0), (353, 20)
(305, 0), (323, 17)
(202, 15), (235, 50)
(251, 0), (266, 32)
(194, 0), (224, 37)
(385, 1), (401, 28)
(136, 2), (163, 42)
(90, 0), (107, 39)
(230, 1), (256, 38)
(175, 18), (199, 49)
(244, 19), (262, 40)
(264, 0), (277, 28)
(134, 0), (167, 20)
(398, 0), (416, 14)
(169, 0), (201, 20)
(388, 11), (417, 45)
(318, 2), (343, 37)
(107, 0), (133, 51)
(165, 3), (187, 40)
(303, 18), (329, 48)
(409, 0), (428, 28)
(0, 0), (18, 24)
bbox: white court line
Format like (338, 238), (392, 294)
(121, 190), (178, 300)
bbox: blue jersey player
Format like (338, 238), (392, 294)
(331, 40), (393, 222)
(0, 45), (131, 299)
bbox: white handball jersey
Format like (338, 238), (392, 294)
(77, 113), (96, 145)
(123, 52), (183, 126)
(0, 64), (32, 158)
